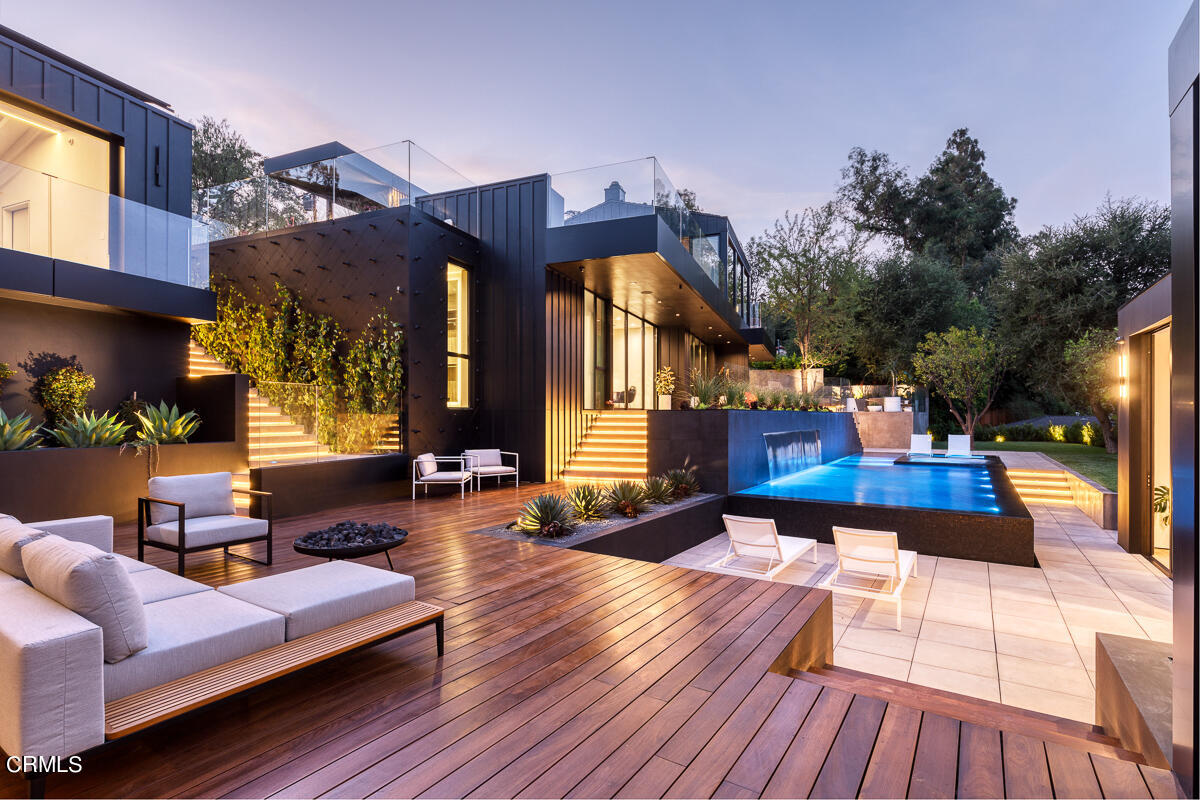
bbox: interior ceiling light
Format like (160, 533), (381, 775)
(0, 107), (60, 134)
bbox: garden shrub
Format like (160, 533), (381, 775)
(33, 365), (95, 425)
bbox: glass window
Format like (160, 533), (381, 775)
(447, 263), (470, 407)
(612, 307), (628, 407)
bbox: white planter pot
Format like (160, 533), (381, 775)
(658, 394), (672, 410)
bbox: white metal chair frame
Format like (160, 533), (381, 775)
(462, 450), (520, 491)
(908, 433), (933, 457)
(946, 434), (974, 458)
(411, 455), (474, 499)
(817, 526), (917, 630)
(710, 514), (817, 580)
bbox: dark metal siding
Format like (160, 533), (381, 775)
(546, 269), (585, 479)
(0, 29), (193, 217)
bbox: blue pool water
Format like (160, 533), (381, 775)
(736, 454), (1004, 515)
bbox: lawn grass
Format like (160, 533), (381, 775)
(934, 440), (1117, 491)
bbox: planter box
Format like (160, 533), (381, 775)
(251, 454), (411, 519)
(567, 495), (726, 563)
(0, 441), (243, 523)
(646, 409), (862, 494)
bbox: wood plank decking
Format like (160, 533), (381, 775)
(0, 482), (1181, 799)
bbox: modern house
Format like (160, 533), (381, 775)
(196, 147), (768, 485)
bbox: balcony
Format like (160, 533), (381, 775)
(193, 140), (474, 240)
(0, 156), (209, 290)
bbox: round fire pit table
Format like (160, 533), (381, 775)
(293, 521), (409, 570)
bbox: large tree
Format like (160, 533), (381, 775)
(1061, 328), (1119, 453)
(990, 196), (1169, 400)
(839, 128), (1017, 296)
(853, 253), (987, 387)
(757, 203), (867, 382)
(191, 116), (261, 190)
(913, 326), (1008, 438)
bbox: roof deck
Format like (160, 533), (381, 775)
(4, 484), (1180, 799)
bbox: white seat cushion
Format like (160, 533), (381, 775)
(145, 515), (268, 549)
(777, 536), (816, 562)
(418, 471), (469, 483)
(464, 448), (503, 467)
(415, 453), (438, 477)
(147, 472), (235, 524)
(22, 535), (148, 663)
(114, 553), (155, 574)
(127, 568), (212, 604)
(103, 590), (285, 701)
(218, 561), (416, 640)
(472, 465), (517, 476)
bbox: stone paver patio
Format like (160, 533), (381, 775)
(666, 500), (1171, 723)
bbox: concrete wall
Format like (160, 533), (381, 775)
(852, 411), (914, 449)
(749, 368), (824, 393)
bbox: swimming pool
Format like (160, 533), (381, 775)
(726, 452), (1037, 566)
(737, 454), (1004, 515)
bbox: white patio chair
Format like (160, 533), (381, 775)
(412, 453), (473, 499)
(844, 397), (858, 412)
(709, 514), (817, 580)
(947, 434), (973, 458)
(817, 526), (917, 630)
(463, 448), (519, 490)
(908, 433), (933, 457)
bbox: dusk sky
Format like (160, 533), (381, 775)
(2, 1), (1189, 240)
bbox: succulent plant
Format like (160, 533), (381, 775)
(567, 484), (607, 521)
(605, 480), (647, 518)
(665, 467), (700, 500)
(136, 401), (201, 444)
(0, 409), (40, 450)
(516, 493), (576, 537)
(642, 475), (673, 504)
(46, 411), (131, 448)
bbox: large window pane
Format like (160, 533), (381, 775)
(627, 317), (645, 409)
(612, 307), (627, 408)
(447, 263), (470, 407)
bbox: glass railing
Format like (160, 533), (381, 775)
(548, 157), (724, 290)
(251, 380), (401, 467)
(193, 140), (474, 241)
(0, 157), (209, 289)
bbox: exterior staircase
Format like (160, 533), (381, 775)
(186, 342), (335, 511)
(562, 410), (648, 483)
(1006, 468), (1075, 505)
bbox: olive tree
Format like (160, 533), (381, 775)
(913, 326), (1008, 439)
(1062, 328), (1119, 453)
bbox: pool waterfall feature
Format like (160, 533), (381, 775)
(765, 429), (823, 480)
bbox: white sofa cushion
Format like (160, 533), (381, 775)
(127, 568), (212, 604)
(25, 515), (114, 553)
(0, 514), (48, 580)
(22, 536), (148, 664)
(218, 561), (416, 640)
(472, 465), (517, 476)
(103, 590), (285, 701)
(464, 448), (503, 467)
(415, 453), (438, 477)
(114, 553), (155, 574)
(419, 471), (469, 483)
(145, 515), (268, 549)
(147, 472), (235, 524)
(0, 575), (105, 759)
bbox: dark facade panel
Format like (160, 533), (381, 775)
(52, 259), (216, 322)
(546, 269), (585, 478)
(0, 249), (54, 296)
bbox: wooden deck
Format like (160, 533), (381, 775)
(2, 482), (1181, 799)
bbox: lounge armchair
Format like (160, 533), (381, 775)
(709, 514), (817, 580)
(908, 433), (933, 457)
(947, 434), (973, 458)
(462, 448), (519, 490)
(412, 453), (473, 498)
(138, 472), (272, 575)
(844, 397), (858, 412)
(817, 526), (917, 630)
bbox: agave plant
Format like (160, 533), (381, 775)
(665, 466), (700, 500)
(136, 401), (201, 444)
(605, 480), (647, 518)
(0, 408), (40, 450)
(516, 493), (576, 537)
(46, 411), (131, 448)
(642, 475), (673, 504)
(567, 484), (607, 522)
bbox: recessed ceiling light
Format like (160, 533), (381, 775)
(707, 326), (713, 330)
(675, 313), (681, 317)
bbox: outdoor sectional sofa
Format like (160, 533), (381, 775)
(0, 513), (443, 798)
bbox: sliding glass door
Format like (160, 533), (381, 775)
(583, 291), (657, 409)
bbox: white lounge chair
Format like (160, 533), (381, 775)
(709, 514), (817, 580)
(908, 433), (933, 457)
(817, 526), (917, 630)
(463, 448), (519, 490)
(844, 397), (858, 412)
(412, 453), (474, 499)
(947, 434), (973, 458)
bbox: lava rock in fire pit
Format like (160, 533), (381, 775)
(294, 521), (408, 559)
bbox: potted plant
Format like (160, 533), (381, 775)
(654, 366), (676, 410)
